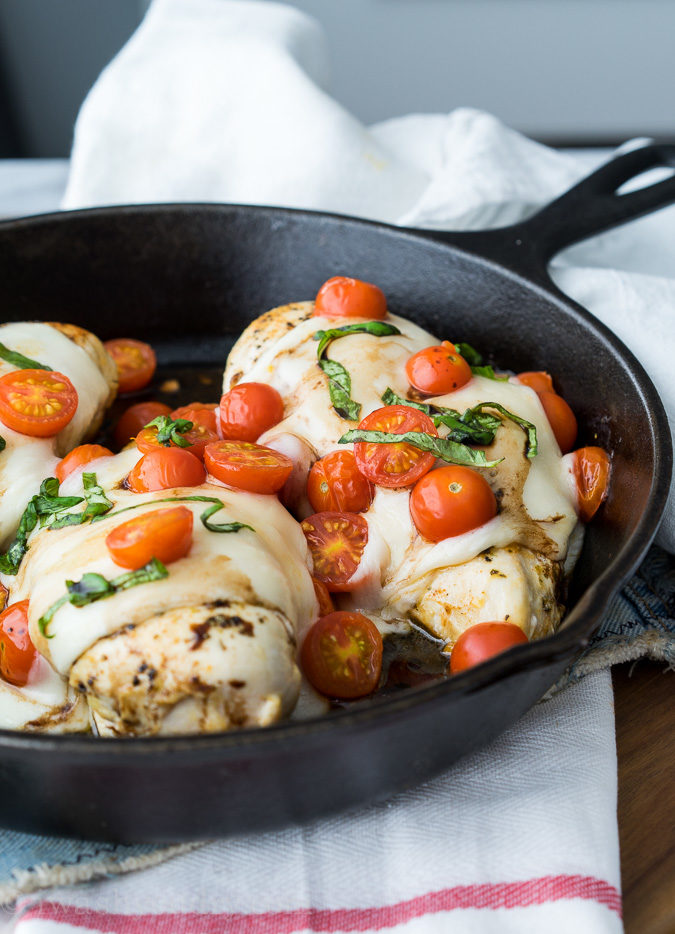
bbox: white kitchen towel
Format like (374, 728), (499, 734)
(62, 0), (675, 553)
(7, 671), (621, 934)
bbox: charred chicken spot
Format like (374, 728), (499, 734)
(207, 599), (231, 610)
(189, 675), (215, 695)
(132, 675), (140, 687)
(490, 569), (507, 578)
(230, 370), (244, 386)
(229, 679), (246, 689)
(76, 681), (86, 693)
(190, 620), (211, 651)
(206, 613), (255, 637)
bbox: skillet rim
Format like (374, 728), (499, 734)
(0, 201), (670, 755)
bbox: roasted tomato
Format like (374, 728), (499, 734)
(135, 422), (219, 461)
(538, 391), (578, 454)
(450, 621), (528, 674)
(0, 369), (78, 438)
(301, 511), (368, 592)
(104, 338), (156, 394)
(409, 465), (497, 541)
(405, 341), (472, 395)
(312, 577), (336, 617)
(313, 276), (387, 320)
(219, 382), (284, 442)
(171, 403), (219, 434)
(0, 600), (37, 687)
(306, 450), (374, 514)
(516, 371), (554, 394)
(55, 444), (113, 483)
(127, 447), (206, 492)
(574, 446), (611, 522)
(353, 405), (436, 489)
(300, 611), (383, 698)
(106, 506), (194, 570)
(204, 440), (292, 494)
(0, 583), (7, 613)
(113, 401), (171, 448)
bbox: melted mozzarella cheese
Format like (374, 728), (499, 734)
(0, 655), (88, 731)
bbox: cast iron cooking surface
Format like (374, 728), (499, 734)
(0, 144), (671, 841)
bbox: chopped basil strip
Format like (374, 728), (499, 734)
(48, 472), (114, 529)
(143, 415), (193, 447)
(339, 429), (501, 468)
(0, 341), (52, 372)
(313, 321), (402, 422)
(0, 478), (84, 575)
(470, 364), (508, 381)
(0, 436), (5, 452)
(469, 402), (538, 458)
(454, 342), (483, 367)
(91, 494), (254, 535)
(38, 558), (168, 637)
(380, 387), (431, 413)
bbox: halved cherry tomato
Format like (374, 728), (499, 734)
(136, 422), (219, 461)
(306, 450), (374, 514)
(539, 391), (577, 454)
(410, 465), (497, 541)
(113, 401), (171, 449)
(127, 447), (206, 493)
(219, 383), (284, 443)
(313, 276), (387, 320)
(312, 577), (335, 617)
(171, 403), (219, 434)
(301, 511), (368, 592)
(104, 338), (156, 394)
(450, 621), (528, 674)
(353, 405), (437, 489)
(0, 369), (78, 438)
(516, 371), (554, 394)
(405, 341), (472, 395)
(0, 600), (37, 687)
(55, 444), (113, 483)
(106, 506), (194, 570)
(574, 446), (611, 522)
(204, 440), (292, 494)
(300, 611), (383, 699)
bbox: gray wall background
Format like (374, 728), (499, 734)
(1, 0), (673, 157)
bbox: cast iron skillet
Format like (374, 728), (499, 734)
(0, 144), (672, 843)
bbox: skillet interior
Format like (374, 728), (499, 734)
(0, 204), (669, 842)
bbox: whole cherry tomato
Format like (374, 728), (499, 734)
(113, 401), (171, 449)
(410, 465), (497, 541)
(0, 369), (78, 437)
(106, 506), (194, 570)
(55, 444), (113, 483)
(516, 371), (554, 394)
(450, 621), (528, 674)
(204, 440), (292, 494)
(313, 276), (387, 320)
(126, 448), (206, 493)
(104, 338), (156, 394)
(301, 511), (368, 592)
(301, 611), (383, 698)
(353, 405), (437, 489)
(573, 446), (611, 521)
(538, 391), (578, 453)
(219, 383), (285, 442)
(306, 450), (374, 513)
(0, 600), (37, 687)
(171, 403), (219, 434)
(135, 422), (218, 461)
(405, 341), (472, 395)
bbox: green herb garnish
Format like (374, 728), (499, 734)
(0, 436), (5, 452)
(0, 342), (52, 372)
(469, 402), (538, 458)
(38, 558), (168, 637)
(338, 428), (502, 468)
(48, 472), (114, 529)
(453, 342), (507, 381)
(313, 322), (402, 421)
(143, 415), (194, 447)
(91, 494), (254, 536)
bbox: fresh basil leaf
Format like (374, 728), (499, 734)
(39, 558), (168, 636)
(0, 342), (52, 372)
(199, 503), (254, 534)
(380, 388), (432, 413)
(454, 342), (483, 367)
(47, 472), (113, 530)
(90, 494), (255, 536)
(468, 402), (538, 458)
(313, 321), (401, 359)
(470, 365), (509, 381)
(381, 388), (500, 446)
(0, 436), (5, 452)
(318, 358), (361, 421)
(339, 429), (501, 468)
(144, 415), (194, 448)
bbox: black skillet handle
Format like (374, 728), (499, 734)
(421, 142), (675, 283)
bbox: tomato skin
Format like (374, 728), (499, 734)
(574, 446), (611, 522)
(306, 450), (374, 514)
(405, 341), (472, 395)
(300, 611), (383, 699)
(219, 383), (284, 443)
(539, 391), (578, 453)
(450, 621), (528, 674)
(106, 506), (194, 570)
(204, 440), (292, 494)
(313, 276), (387, 320)
(0, 600), (37, 687)
(104, 338), (156, 394)
(136, 423), (218, 461)
(0, 369), (78, 438)
(301, 511), (369, 592)
(353, 405), (437, 489)
(127, 447), (206, 493)
(55, 444), (113, 483)
(410, 466), (497, 542)
(171, 403), (219, 434)
(516, 371), (554, 394)
(113, 401), (171, 448)
(312, 577), (335, 617)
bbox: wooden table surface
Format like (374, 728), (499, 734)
(614, 661), (675, 934)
